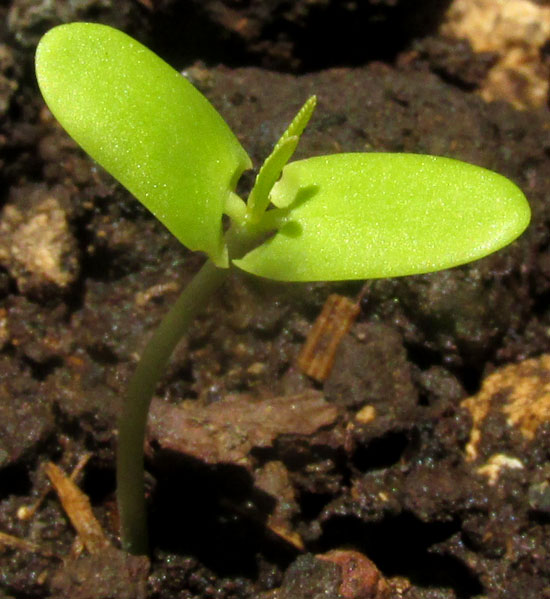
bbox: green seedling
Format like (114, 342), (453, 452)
(35, 22), (530, 555)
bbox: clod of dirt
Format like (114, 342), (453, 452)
(6, 294), (72, 366)
(259, 553), (341, 599)
(50, 546), (149, 599)
(462, 354), (550, 461)
(178, 0), (451, 70)
(325, 322), (417, 432)
(411, 35), (497, 90)
(0, 184), (79, 297)
(0, 44), (18, 116)
(0, 355), (54, 467)
(317, 549), (390, 599)
(528, 472), (550, 514)
(442, 0), (550, 107)
(7, 0), (148, 49)
(0, 308), (8, 350)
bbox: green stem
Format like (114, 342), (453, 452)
(117, 258), (227, 554)
(116, 226), (258, 555)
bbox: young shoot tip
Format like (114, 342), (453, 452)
(275, 95), (317, 152)
(247, 96), (317, 222)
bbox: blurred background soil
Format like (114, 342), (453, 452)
(1, 1), (550, 598)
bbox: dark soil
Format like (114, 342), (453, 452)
(1, 1), (550, 598)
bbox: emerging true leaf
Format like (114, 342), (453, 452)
(234, 153), (530, 281)
(275, 96), (317, 151)
(247, 96), (317, 220)
(247, 136), (299, 220)
(36, 23), (251, 266)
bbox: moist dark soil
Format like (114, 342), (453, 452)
(1, 1), (550, 598)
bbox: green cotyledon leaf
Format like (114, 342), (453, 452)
(36, 23), (251, 266)
(234, 153), (530, 281)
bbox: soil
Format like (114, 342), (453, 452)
(1, 1), (550, 598)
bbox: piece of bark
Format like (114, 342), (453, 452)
(147, 390), (338, 468)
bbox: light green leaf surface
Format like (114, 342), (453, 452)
(36, 23), (251, 266)
(234, 153), (530, 281)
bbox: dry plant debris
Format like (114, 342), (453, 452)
(0, 457), (92, 561)
(0, 530), (55, 557)
(18, 453), (91, 522)
(255, 460), (304, 550)
(298, 294), (360, 382)
(1, 459), (150, 597)
(45, 461), (111, 555)
(45, 462), (150, 599)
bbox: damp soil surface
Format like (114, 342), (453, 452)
(1, 1), (550, 598)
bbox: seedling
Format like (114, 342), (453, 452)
(35, 22), (530, 555)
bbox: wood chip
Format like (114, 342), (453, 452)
(298, 294), (360, 382)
